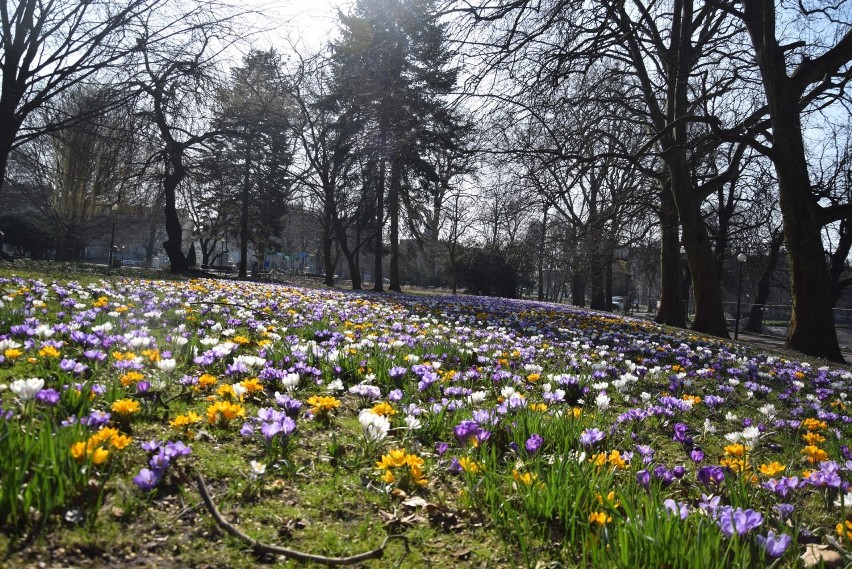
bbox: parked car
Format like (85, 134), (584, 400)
(121, 259), (140, 267)
(611, 296), (625, 311)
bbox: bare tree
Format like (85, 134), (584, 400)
(132, 6), (240, 272)
(0, 0), (162, 196)
(731, 0), (852, 360)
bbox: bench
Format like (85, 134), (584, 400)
(201, 264), (236, 275)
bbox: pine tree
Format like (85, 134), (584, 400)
(329, 0), (460, 291)
(207, 50), (295, 279)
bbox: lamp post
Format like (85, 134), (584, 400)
(680, 246), (689, 324)
(735, 252), (747, 340)
(108, 203), (118, 267)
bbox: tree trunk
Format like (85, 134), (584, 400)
(373, 159), (385, 292)
(323, 196), (335, 286)
(0, 104), (21, 197)
(388, 159), (401, 292)
(829, 218), (852, 305)
(655, 185), (685, 327)
(238, 141), (252, 280)
(331, 202), (361, 290)
(774, 122), (842, 359)
(572, 270), (586, 306)
(589, 247), (606, 310)
(744, 230), (783, 333)
(605, 250), (614, 310)
(741, 0), (843, 361)
(670, 155), (729, 337)
(162, 148), (188, 273)
(538, 207), (548, 301)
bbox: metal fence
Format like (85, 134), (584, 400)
(721, 302), (852, 327)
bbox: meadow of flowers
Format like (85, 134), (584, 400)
(0, 272), (851, 567)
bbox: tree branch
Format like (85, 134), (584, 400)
(194, 473), (410, 567)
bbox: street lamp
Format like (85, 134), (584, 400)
(735, 252), (747, 340)
(108, 203), (119, 267)
(680, 246), (689, 323)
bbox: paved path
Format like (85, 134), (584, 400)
(630, 310), (852, 364)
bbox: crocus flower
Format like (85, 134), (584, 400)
(525, 434), (543, 454)
(10, 378), (45, 401)
(579, 428), (605, 447)
(133, 468), (163, 490)
(756, 531), (791, 558)
(716, 506), (763, 537)
(359, 409), (390, 442)
(36, 388), (60, 406)
(637, 469), (650, 490)
(697, 465), (725, 489)
(664, 498), (689, 520)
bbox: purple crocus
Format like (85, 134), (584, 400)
(697, 465), (726, 489)
(133, 468), (163, 490)
(260, 421), (283, 440)
(36, 388), (60, 406)
(525, 434), (543, 454)
(637, 469), (650, 490)
(756, 531), (792, 558)
(672, 422), (690, 443)
(240, 422), (255, 437)
(698, 494), (721, 516)
(716, 506), (763, 538)
(164, 441), (192, 458)
(664, 498), (689, 520)
(762, 476), (799, 498)
(579, 428), (605, 447)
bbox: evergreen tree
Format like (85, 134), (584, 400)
(329, 0), (460, 291)
(207, 50), (295, 279)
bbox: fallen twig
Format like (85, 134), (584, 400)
(194, 473), (410, 566)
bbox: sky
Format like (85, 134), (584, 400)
(241, 0), (355, 54)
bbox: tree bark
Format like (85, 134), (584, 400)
(373, 159), (385, 292)
(238, 140), (252, 280)
(744, 230), (783, 333)
(572, 270), (586, 307)
(388, 159), (401, 292)
(828, 218), (852, 305)
(676, 179), (729, 336)
(162, 146), (188, 273)
(655, 184), (685, 327)
(741, 0), (843, 361)
(322, 195), (335, 286)
(537, 207), (548, 301)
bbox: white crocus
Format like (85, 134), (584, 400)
(758, 404), (777, 420)
(723, 432), (742, 444)
(741, 426), (762, 449)
(403, 415), (422, 431)
(595, 392), (611, 411)
(10, 377), (45, 401)
(281, 373), (300, 393)
(834, 491), (852, 509)
(156, 358), (177, 372)
(249, 460), (267, 478)
(359, 409), (390, 442)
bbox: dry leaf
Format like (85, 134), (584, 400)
(800, 544), (843, 568)
(402, 496), (429, 509)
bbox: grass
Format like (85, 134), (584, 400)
(0, 263), (850, 568)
